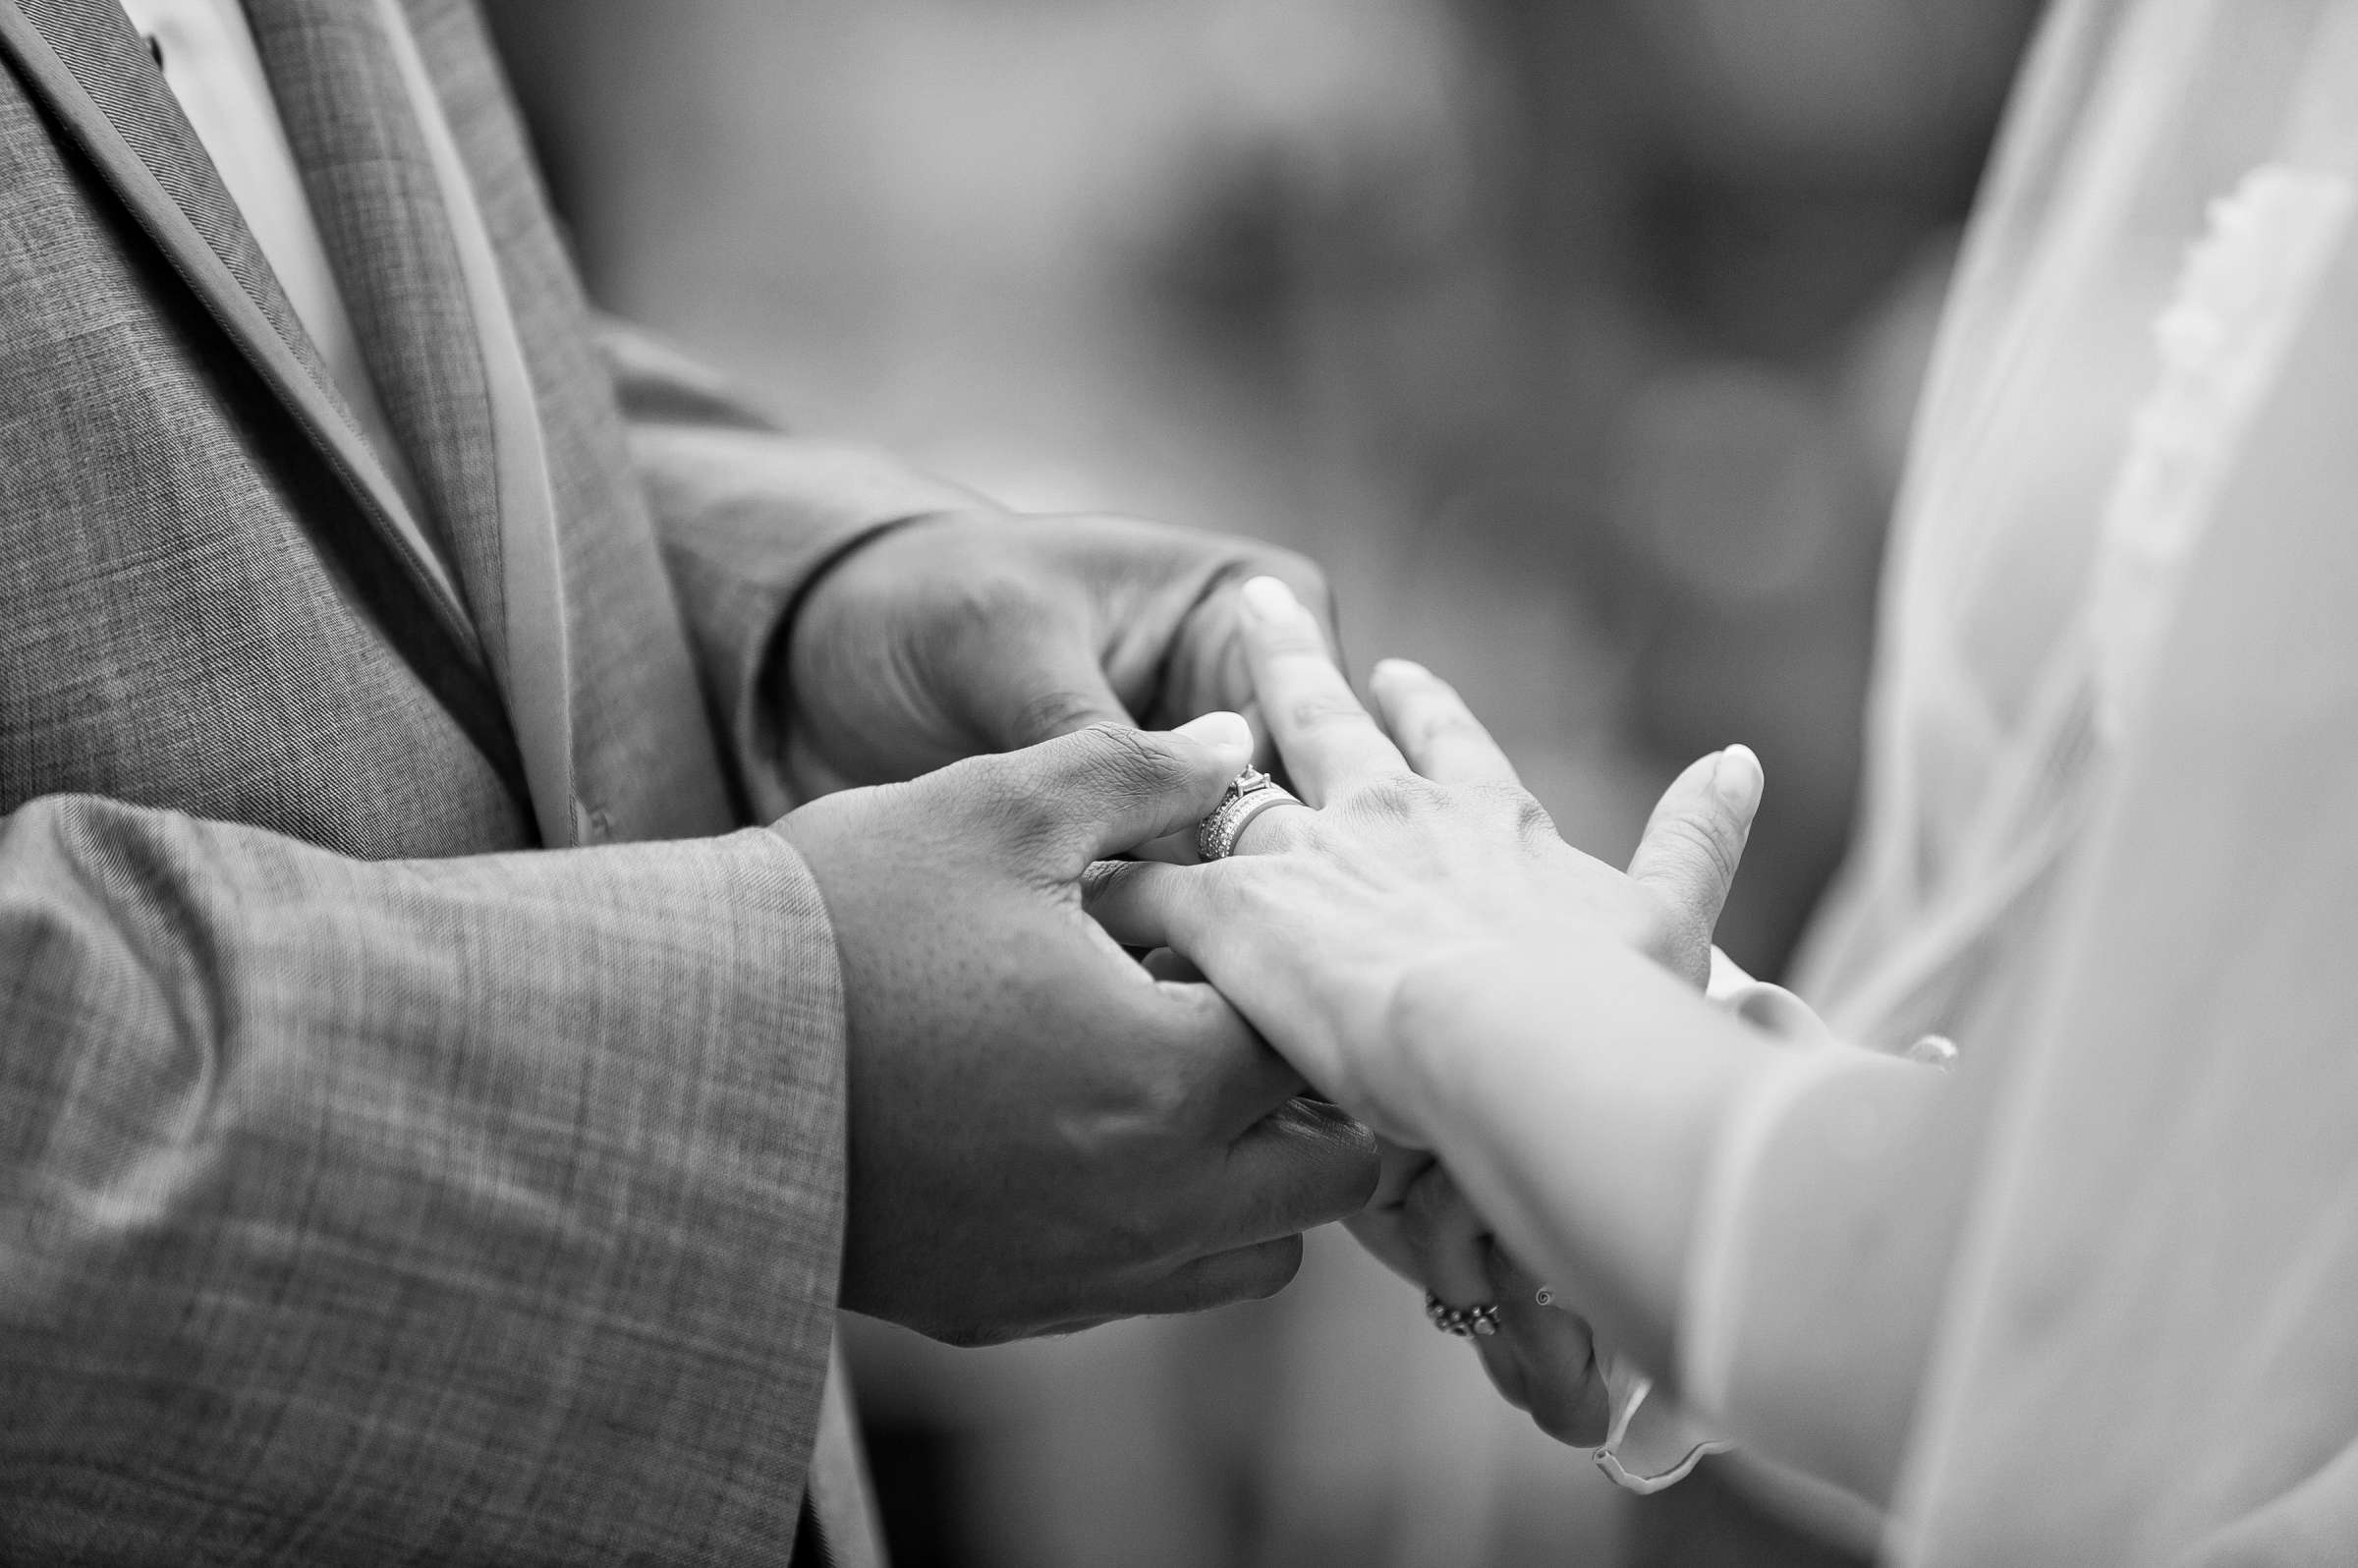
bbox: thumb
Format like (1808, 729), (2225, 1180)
(1625, 745), (1763, 987)
(996, 711), (1255, 869)
(966, 620), (1138, 749)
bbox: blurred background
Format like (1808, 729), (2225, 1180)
(482, 3), (2042, 1563)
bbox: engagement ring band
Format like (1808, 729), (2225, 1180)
(1197, 767), (1302, 861)
(1426, 1294), (1501, 1338)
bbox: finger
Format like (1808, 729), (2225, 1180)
(1226, 796), (1316, 857)
(1208, 1097), (1381, 1247)
(965, 619), (1141, 749)
(1624, 744), (1764, 986)
(1235, 576), (1409, 806)
(1368, 659), (1522, 788)
(1140, 976), (1312, 1134)
(1140, 946), (1205, 984)
(997, 713), (1255, 868)
(1342, 1209), (1426, 1286)
(1022, 1231), (1314, 1330)
(1085, 865), (1321, 1131)
(1132, 738), (1316, 864)
(1150, 549), (1339, 731)
(1129, 1235), (1307, 1316)
(1083, 858), (1207, 952)
(1480, 1247), (1609, 1446)
(1339, 1136), (1435, 1285)
(1404, 1164), (1495, 1311)
(1369, 1135), (1434, 1211)
(1129, 823), (1207, 866)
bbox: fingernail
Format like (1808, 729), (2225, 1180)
(1176, 709), (1254, 767)
(1712, 745), (1763, 813)
(1372, 657), (1430, 683)
(1239, 575), (1299, 622)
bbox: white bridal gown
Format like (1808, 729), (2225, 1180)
(1668, 0), (2358, 1560)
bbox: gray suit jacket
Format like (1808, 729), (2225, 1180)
(0, 0), (977, 1559)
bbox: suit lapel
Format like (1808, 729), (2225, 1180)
(0, 0), (475, 643)
(243, 0), (501, 661)
(373, 0), (579, 847)
(0, 0), (539, 803)
(397, 0), (738, 847)
(245, 0), (580, 847)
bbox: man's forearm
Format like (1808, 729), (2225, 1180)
(0, 795), (848, 1564)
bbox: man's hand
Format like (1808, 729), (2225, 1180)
(781, 510), (1330, 794)
(776, 713), (1377, 1345)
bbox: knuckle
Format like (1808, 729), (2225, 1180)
(1130, 1052), (1208, 1140)
(1075, 721), (1179, 785)
(1046, 723), (1189, 828)
(1353, 772), (1445, 824)
(1078, 857), (1136, 907)
(1391, 705), (1438, 751)
(1468, 781), (1555, 843)
(1412, 711), (1481, 756)
(1015, 688), (1115, 742)
(1513, 792), (1557, 840)
(1073, 1028), (1199, 1139)
(926, 570), (1039, 654)
(1282, 692), (1370, 732)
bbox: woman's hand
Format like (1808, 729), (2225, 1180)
(1086, 574), (1765, 1449)
(1085, 575), (1763, 1138)
(1342, 740), (1770, 1451)
(1353, 1142), (1617, 1445)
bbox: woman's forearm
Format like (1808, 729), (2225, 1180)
(1391, 936), (1961, 1501)
(1389, 937), (1769, 1367)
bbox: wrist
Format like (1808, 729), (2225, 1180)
(1380, 936), (1560, 1145)
(1382, 934), (1780, 1367)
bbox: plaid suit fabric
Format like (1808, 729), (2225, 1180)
(0, 799), (849, 1565)
(0, 0), (978, 1559)
(244, 0), (504, 628)
(0, 36), (528, 857)
(19, 0), (346, 434)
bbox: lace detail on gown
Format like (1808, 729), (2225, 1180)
(2090, 163), (2353, 739)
